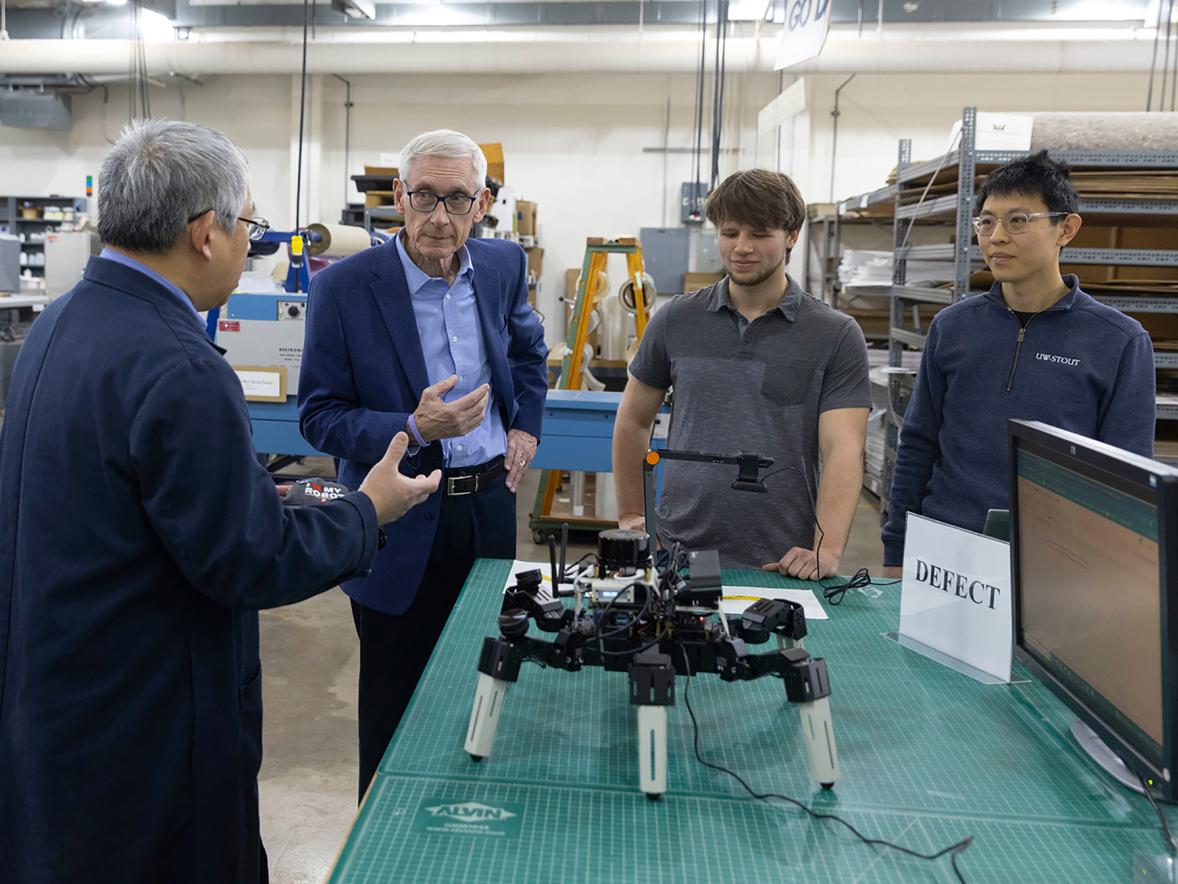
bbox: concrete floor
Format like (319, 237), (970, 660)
(257, 468), (887, 882)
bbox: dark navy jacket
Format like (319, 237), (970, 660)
(0, 258), (382, 883)
(883, 276), (1156, 566)
(298, 236), (547, 614)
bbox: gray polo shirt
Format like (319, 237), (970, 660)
(629, 276), (871, 569)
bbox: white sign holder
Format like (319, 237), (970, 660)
(884, 513), (1013, 684)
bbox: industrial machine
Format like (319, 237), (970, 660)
(213, 222), (384, 460)
(464, 448), (839, 799)
(216, 290), (309, 392)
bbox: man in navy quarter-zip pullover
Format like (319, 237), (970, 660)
(882, 151), (1155, 574)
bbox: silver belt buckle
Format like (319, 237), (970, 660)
(446, 474), (477, 496)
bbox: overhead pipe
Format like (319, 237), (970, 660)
(0, 30), (1165, 76)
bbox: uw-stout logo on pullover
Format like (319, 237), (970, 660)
(1036, 352), (1082, 367)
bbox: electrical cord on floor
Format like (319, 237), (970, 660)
(676, 644), (974, 882)
(1137, 769), (1178, 853)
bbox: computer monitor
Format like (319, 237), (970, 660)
(1009, 419), (1178, 799)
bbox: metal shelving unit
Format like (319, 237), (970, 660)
(363, 206), (405, 231)
(805, 184), (896, 309)
(0, 196), (87, 298)
(880, 106), (1178, 518)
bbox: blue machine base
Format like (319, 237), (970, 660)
(247, 389), (661, 472)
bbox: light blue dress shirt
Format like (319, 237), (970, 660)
(99, 248), (205, 329)
(395, 233), (506, 468)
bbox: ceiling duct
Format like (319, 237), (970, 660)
(0, 90), (72, 130)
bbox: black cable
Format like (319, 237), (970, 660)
(127, 0), (150, 120)
(676, 643), (973, 882)
(294, 0), (312, 239)
(709, 0), (721, 191)
(141, 22), (151, 118)
(332, 74), (353, 207)
(710, 0), (728, 191)
(1148, 0), (1165, 110)
(819, 568), (902, 606)
(1137, 769), (1178, 853)
(127, 2), (134, 122)
(691, 0), (708, 216)
(1164, 0), (1175, 113)
(595, 581), (652, 644)
(550, 553), (597, 601)
(138, 13), (145, 118)
(758, 463), (900, 595)
(760, 464), (826, 581)
(568, 552), (595, 571)
(1169, 0), (1177, 112)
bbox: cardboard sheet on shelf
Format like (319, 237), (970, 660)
(895, 170), (1178, 205)
(1082, 279), (1178, 295)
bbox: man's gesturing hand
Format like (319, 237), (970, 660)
(413, 375), (489, 442)
(359, 433), (442, 524)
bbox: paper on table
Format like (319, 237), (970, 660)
(720, 585), (828, 621)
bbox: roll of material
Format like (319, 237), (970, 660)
(305, 223), (373, 258)
(1028, 113), (1178, 153)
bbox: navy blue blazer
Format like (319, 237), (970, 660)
(298, 236), (548, 615)
(0, 258), (382, 884)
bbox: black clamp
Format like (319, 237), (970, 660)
(477, 636), (523, 683)
(781, 649), (831, 703)
(739, 599), (807, 644)
(504, 572), (573, 633)
(628, 648), (676, 706)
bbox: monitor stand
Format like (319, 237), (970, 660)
(1070, 719), (1145, 796)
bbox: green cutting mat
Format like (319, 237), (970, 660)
(329, 560), (1177, 883)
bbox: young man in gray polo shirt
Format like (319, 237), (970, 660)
(612, 169), (871, 579)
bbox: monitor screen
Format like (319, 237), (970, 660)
(1014, 440), (1163, 765)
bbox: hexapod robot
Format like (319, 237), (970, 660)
(462, 449), (840, 799)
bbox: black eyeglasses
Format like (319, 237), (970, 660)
(187, 210), (271, 242)
(405, 190), (480, 216)
(239, 217), (271, 241)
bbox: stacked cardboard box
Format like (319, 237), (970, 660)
(359, 165), (398, 209)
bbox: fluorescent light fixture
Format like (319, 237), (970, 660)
(331, 0), (377, 21)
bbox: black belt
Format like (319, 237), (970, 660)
(442, 455), (506, 496)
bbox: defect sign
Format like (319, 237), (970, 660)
(899, 513), (1012, 683)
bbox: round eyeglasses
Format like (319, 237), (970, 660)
(972, 212), (1068, 237)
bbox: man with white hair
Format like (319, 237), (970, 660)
(299, 129), (548, 798)
(0, 120), (441, 883)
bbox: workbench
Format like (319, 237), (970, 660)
(326, 559), (1178, 882)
